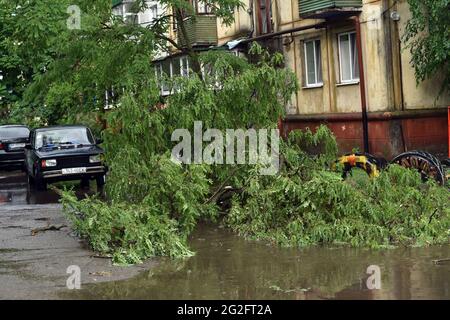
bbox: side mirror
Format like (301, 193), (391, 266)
(96, 138), (103, 145)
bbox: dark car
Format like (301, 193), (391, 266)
(25, 125), (107, 190)
(0, 125), (30, 169)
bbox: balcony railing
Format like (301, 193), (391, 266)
(177, 15), (218, 48)
(299, 0), (363, 18)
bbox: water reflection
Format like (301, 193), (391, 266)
(0, 170), (98, 205)
(63, 224), (450, 300)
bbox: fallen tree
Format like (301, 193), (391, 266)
(61, 48), (449, 264)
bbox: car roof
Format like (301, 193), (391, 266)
(33, 125), (89, 132)
(0, 125), (30, 129)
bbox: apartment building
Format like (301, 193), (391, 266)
(113, 0), (450, 159)
(222, 0), (449, 159)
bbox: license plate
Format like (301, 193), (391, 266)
(62, 167), (87, 175)
(9, 143), (25, 149)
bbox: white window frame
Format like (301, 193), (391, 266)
(180, 56), (190, 77)
(150, 4), (158, 20)
(338, 31), (360, 84)
(124, 12), (139, 24)
(303, 39), (323, 88)
(158, 61), (173, 96)
(196, 1), (212, 14)
(155, 56), (191, 95)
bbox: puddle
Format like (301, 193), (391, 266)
(62, 223), (450, 300)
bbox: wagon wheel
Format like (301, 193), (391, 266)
(336, 153), (387, 179)
(442, 158), (450, 182)
(391, 151), (445, 185)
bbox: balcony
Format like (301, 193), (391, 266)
(177, 15), (218, 48)
(299, 0), (363, 19)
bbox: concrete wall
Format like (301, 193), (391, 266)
(396, 0), (449, 110)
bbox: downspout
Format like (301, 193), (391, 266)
(354, 15), (370, 154)
(248, 0), (255, 37)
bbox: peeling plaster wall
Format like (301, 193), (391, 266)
(396, 0), (450, 110)
(215, 0), (449, 115)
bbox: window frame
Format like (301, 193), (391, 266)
(338, 31), (360, 84)
(194, 0), (212, 14)
(150, 4), (158, 20)
(154, 55), (190, 95)
(180, 56), (190, 77)
(303, 39), (323, 88)
(157, 60), (173, 95)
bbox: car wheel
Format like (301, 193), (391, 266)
(96, 175), (106, 189)
(33, 168), (47, 191)
(35, 177), (47, 191)
(81, 178), (90, 188)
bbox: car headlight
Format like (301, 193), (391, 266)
(42, 159), (57, 167)
(89, 155), (101, 163)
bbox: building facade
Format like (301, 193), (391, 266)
(113, 0), (450, 159)
(220, 0), (449, 159)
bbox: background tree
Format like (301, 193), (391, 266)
(403, 0), (450, 95)
(0, 0), (70, 123)
(0, 0), (243, 125)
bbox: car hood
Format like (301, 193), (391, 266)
(35, 145), (104, 158)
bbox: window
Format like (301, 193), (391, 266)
(35, 128), (94, 149)
(123, 2), (138, 25)
(257, 0), (273, 34)
(195, 1), (212, 14)
(304, 39), (322, 87)
(180, 56), (190, 77)
(159, 60), (172, 94)
(150, 4), (158, 20)
(172, 58), (181, 77)
(154, 56), (190, 95)
(338, 32), (360, 83)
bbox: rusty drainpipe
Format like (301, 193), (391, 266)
(354, 15), (370, 154)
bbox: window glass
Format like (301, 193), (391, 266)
(304, 39), (322, 86)
(35, 128), (94, 149)
(0, 127), (29, 139)
(196, 1), (211, 14)
(150, 4), (158, 19)
(339, 32), (359, 83)
(339, 34), (351, 82)
(305, 41), (316, 85)
(316, 40), (322, 83)
(172, 58), (181, 77)
(180, 56), (189, 77)
(350, 33), (359, 79)
(161, 60), (171, 92)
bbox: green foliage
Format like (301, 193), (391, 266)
(0, 0), (72, 122)
(7, 0), (448, 265)
(0, 0), (244, 124)
(404, 0), (450, 95)
(62, 191), (194, 264)
(226, 129), (450, 249)
(60, 44), (297, 264)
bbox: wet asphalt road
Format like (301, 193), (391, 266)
(0, 169), (156, 299)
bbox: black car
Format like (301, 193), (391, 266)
(0, 125), (30, 169)
(25, 125), (107, 190)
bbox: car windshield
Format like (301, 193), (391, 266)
(0, 127), (29, 139)
(35, 128), (94, 149)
